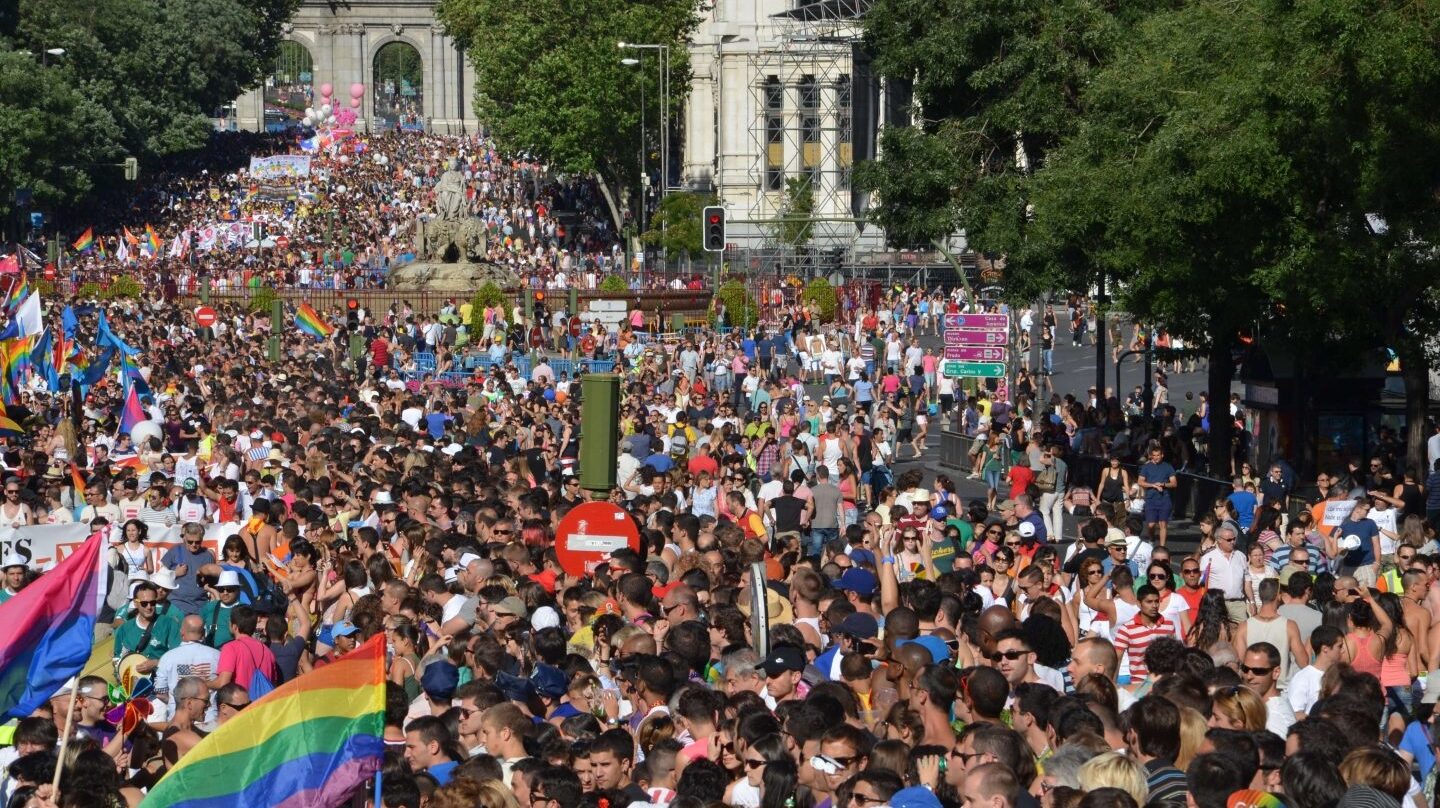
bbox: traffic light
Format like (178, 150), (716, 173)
(703, 206), (726, 252)
(346, 298), (359, 328)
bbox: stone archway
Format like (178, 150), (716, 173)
(372, 40), (424, 131)
(264, 40), (314, 132)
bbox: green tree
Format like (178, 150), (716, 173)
(773, 177), (815, 246)
(1, 0), (299, 219)
(438, 0), (697, 231)
(801, 278), (838, 323)
(599, 274), (629, 295)
(468, 282), (508, 334)
(642, 191), (714, 257)
(858, 0), (1159, 255)
(714, 280), (759, 330)
(1027, 0), (1440, 474)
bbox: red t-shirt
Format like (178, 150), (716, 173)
(688, 454), (719, 477)
(218, 635), (281, 695)
(1008, 466), (1035, 499)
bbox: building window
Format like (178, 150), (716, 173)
(764, 76), (784, 191)
(836, 74), (852, 189)
(799, 75), (819, 184)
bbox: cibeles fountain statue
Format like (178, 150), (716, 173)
(391, 158), (519, 291)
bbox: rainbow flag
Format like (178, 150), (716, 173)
(96, 238), (107, 259)
(5, 279), (27, 313)
(0, 403), (21, 434)
(69, 463), (86, 499)
(0, 532), (107, 720)
(71, 228), (94, 253)
(294, 303), (334, 340)
(141, 634), (385, 808)
(144, 224), (162, 255)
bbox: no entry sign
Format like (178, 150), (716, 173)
(554, 501), (641, 577)
(194, 306), (218, 328)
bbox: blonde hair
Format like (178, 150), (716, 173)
(429, 780), (520, 808)
(1077, 752), (1149, 805)
(1210, 685), (1268, 732)
(1175, 707), (1208, 771)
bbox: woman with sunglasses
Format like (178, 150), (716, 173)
(986, 550), (1018, 604)
(724, 732), (787, 808)
(971, 523), (1004, 567)
(1146, 561), (1192, 639)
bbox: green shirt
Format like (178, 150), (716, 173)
(200, 601), (236, 648)
(113, 615), (181, 660)
(929, 537), (957, 575)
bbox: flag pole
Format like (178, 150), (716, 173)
(51, 684), (78, 795)
(373, 767), (382, 807)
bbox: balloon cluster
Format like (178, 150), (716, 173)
(302, 82), (365, 129)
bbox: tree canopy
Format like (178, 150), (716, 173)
(438, 0), (697, 230)
(0, 0), (299, 218)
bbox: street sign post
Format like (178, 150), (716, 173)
(943, 346), (1005, 362)
(942, 313), (1010, 331)
(554, 501), (641, 577)
(943, 361), (1006, 378)
(944, 328), (1007, 346)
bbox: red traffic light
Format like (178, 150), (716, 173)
(346, 298), (359, 310)
(534, 291), (545, 302)
(708, 214), (721, 224)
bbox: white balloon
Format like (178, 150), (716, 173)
(320, 104), (332, 117)
(302, 116), (314, 127)
(327, 115), (336, 125)
(305, 107), (315, 118)
(130, 420), (163, 447)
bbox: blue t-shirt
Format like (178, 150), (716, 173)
(425, 412), (452, 440)
(854, 380), (874, 403)
(644, 453), (674, 473)
(1228, 491), (1258, 530)
(1139, 461), (1176, 501)
(160, 545), (216, 616)
(1339, 518), (1380, 567)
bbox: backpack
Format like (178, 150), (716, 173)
(1036, 465), (1058, 493)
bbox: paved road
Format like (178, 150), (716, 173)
(878, 324), (1220, 555)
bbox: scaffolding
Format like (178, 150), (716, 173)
(745, 0), (870, 250)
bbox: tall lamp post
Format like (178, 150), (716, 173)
(620, 55), (647, 242)
(618, 42), (670, 195)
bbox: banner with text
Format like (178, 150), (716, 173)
(1, 522), (240, 569)
(247, 155), (312, 181)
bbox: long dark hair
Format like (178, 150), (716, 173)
(760, 757), (814, 808)
(1186, 589), (1236, 650)
(1146, 561), (1175, 594)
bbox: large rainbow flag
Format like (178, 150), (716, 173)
(71, 228), (94, 253)
(141, 634), (385, 808)
(294, 303), (334, 340)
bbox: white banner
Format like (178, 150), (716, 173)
(248, 154), (312, 181)
(1, 522), (242, 569)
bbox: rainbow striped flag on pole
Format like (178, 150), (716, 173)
(294, 303), (334, 340)
(140, 634), (385, 808)
(71, 228), (94, 253)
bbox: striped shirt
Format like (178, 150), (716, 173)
(1114, 613), (1175, 678)
(1144, 759), (1188, 808)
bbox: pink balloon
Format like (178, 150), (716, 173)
(350, 83), (365, 98)
(349, 97), (361, 108)
(319, 83), (334, 98)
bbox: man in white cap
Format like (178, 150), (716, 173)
(0, 553), (27, 604)
(199, 570), (243, 648)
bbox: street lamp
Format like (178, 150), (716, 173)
(617, 42), (671, 195)
(620, 54), (648, 240)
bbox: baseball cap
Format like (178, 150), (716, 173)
(897, 635), (951, 665)
(833, 612), (878, 640)
(332, 619), (360, 638)
(998, 499), (1017, 510)
(849, 549), (877, 568)
(930, 505), (949, 521)
(760, 645), (806, 677)
(835, 568), (878, 597)
(890, 786), (944, 808)
(1017, 522), (1036, 539)
(1105, 535), (1128, 548)
(182, 477), (198, 491)
(421, 661), (459, 700)
(493, 596), (529, 619)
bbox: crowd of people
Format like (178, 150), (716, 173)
(0, 132), (1434, 808)
(49, 130), (640, 298)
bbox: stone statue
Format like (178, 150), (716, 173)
(434, 159), (466, 222)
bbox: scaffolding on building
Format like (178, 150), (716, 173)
(744, 0), (871, 252)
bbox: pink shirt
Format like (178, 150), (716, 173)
(922, 355), (939, 373)
(218, 635), (280, 694)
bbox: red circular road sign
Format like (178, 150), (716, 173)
(568, 317), (582, 338)
(554, 501), (640, 577)
(275, 235), (290, 250)
(194, 306), (218, 328)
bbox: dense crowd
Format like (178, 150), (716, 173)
(0, 136), (1435, 808)
(51, 130), (633, 297)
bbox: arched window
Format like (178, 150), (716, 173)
(373, 42), (424, 131)
(264, 41), (313, 131)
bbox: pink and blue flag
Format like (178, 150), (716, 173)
(119, 384), (145, 436)
(0, 532), (107, 719)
